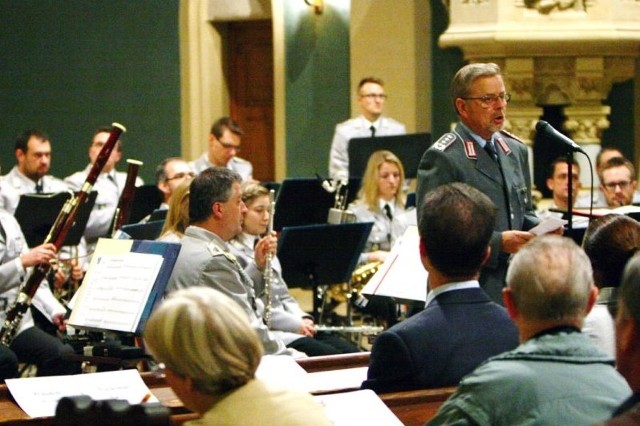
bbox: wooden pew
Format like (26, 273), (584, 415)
(380, 386), (456, 426)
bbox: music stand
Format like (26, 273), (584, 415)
(127, 185), (163, 224)
(148, 208), (168, 222)
(277, 222), (373, 322)
(15, 191), (98, 247)
(273, 178), (361, 231)
(348, 132), (432, 179)
(120, 220), (165, 240)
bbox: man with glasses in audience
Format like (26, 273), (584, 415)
(190, 117), (254, 183)
(599, 156), (637, 208)
(328, 77), (406, 180)
(416, 62), (542, 305)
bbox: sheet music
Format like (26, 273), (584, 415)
(361, 225), (428, 302)
(70, 251), (163, 332)
(5, 370), (157, 418)
(314, 390), (403, 426)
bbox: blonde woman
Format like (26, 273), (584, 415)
(157, 180), (191, 242)
(144, 287), (331, 426)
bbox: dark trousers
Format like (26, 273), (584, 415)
(287, 332), (359, 356)
(0, 345), (18, 381)
(10, 326), (80, 376)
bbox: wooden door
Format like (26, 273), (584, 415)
(228, 20), (274, 182)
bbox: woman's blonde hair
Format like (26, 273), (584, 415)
(144, 287), (263, 395)
(159, 180), (191, 239)
(357, 150), (406, 211)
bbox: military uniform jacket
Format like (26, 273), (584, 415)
(416, 123), (539, 302)
(189, 153), (253, 182)
(0, 166), (69, 214)
(166, 226), (288, 355)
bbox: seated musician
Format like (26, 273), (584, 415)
(362, 183), (518, 393)
(229, 183), (359, 356)
(144, 287), (332, 426)
(0, 203), (80, 377)
(157, 180), (191, 243)
(64, 126), (144, 255)
(347, 150), (415, 326)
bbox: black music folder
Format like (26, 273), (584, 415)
(120, 220), (165, 240)
(348, 132), (432, 179)
(273, 178), (361, 231)
(127, 185), (163, 224)
(14, 191), (98, 247)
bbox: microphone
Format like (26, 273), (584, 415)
(535, 120), (585, 154)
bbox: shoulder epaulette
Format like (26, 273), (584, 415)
(499, 129), (525, 144)
(432, 133), (457, 152)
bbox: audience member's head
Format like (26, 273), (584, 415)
(419, 183), (496, 282)
(582, 214), (640, 290)
(617, 254), (640, 393)
(15, 129), (52, 182)
(189, 167), (245, 241)
(207, 117), (244, 168)
(546, 157), (581, 210)
(159, 179), (191, 240)
(155, 157), (194, 204)
(358, 150), (406, 211)
(600, 157), (637, 207)
(505, 235), (596, 340)
(144, 287), (262, 414)
(88, 125), (123, 173)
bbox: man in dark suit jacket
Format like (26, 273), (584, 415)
(416, 63), (542, 303)
(362, 183), (519, 393)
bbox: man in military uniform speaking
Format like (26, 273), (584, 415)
(416, 63), (540, 304)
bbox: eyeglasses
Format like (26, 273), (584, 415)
(217, 139), (241, 151)
(166, 171), (195, 181)
(360, 93), (387, 100)
(603, 180), (632, 191)
(462, 92), (511, 107)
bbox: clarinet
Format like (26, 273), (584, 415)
(111, 158), (143, 236)
(263, 189), (276, 327)
(0, 123), (126, 346)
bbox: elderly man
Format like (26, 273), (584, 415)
(416, 63), (541, 304)
(428, 235), (631, 425)
(362, 183), (518, 393)
(0, 130), (68, 214)
(601, 254), (640, 423)
(189, 117), (253, 183)
(599, 156), (637, 208)
(166, 167), (292, 356)
(328, 76), (406, 180)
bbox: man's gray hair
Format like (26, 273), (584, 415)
(450, 62), (502, 115)
(507, 235), (593, 322)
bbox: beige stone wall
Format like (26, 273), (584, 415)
(350, 0), (431, 133)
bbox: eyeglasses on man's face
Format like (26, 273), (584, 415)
(360, 93), (388, 100)
(216, 139), (241, 151)
(462, 92), (511, 107)
(166, 171), (195, 181)
(603, 180), (632, 191)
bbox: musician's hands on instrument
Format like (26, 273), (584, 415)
(299, 317), (316, 337)
(19, 243), (57, 268)
(254, 232), (277, 270)
(52, 312), (67, 332)
(366, 250), (389, 263)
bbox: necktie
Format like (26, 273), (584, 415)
(370, 125), (376, 138)
(484, 140), (498, 162)
(383, 204), (393, 221)
(34, 180), (43, 194)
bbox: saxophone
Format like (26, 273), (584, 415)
(262, 189), (276, 327)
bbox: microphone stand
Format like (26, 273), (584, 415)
(566, 153), (574, 239)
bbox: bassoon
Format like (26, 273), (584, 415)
(111, 158), (143, 236)
(0, 123), (126, 346)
